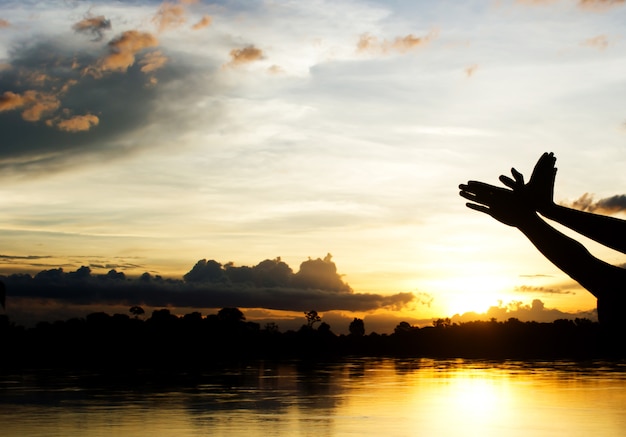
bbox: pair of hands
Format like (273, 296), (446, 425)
(459, 152), (557, 227)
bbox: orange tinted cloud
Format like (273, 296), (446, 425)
(581, 34), (609, 49)
(357, 34), (376, 52)
(0, 90), (60, 121)
(357, 31), (437, 55)
(579, 0), (625, 9)
(465, 64), (478, 77)
(391, 34), (434, 52)
(153, 2), (187, 32)
(0, 91), (26, 111)
(99, 31), (159, 72)
(20, 91), (61, 122)
(23, 71), (51, 87)
(227, 46), (264, 66)
(73, 15), (111, 40)
(268, 65), (284, 74)
(54, 114), (100, 132)
(516, 0), (558, 4)
(192, 15), (212, 30)
(139, 50), (168, 73)
(0, 18), (10, 28)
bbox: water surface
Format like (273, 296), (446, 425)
(2, 359), (626, 436)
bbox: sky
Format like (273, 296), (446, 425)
(1, 0), (626, 333)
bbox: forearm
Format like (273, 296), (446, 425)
(540, 203), (626, 254)
(517, 214), (623, 299)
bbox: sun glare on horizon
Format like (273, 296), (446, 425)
(435, 274), (514, 317)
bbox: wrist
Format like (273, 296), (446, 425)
(537, 201), (557, 217)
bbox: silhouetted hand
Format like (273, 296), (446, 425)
(459, 181), (537, 227)
(498, 152), (557, 214)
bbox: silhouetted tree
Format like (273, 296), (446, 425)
(349, 318), (365, 337)
(318, 322), (333, 336)
(305, 310), (321, 328)
(129, 306), (145, 318)
(217, 307), (245, 323)
(433, 318), (452, 328)
(394, 321), (413, 335)
(0, 280), (5, 310)
(264, 322), (279, 333)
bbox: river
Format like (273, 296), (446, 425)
(2, 358), (626, 436)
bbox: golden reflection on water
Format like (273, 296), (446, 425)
(3, 359), (626, 436)
(341, 359), (626, 436)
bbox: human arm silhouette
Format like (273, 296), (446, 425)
(499, 152), (626, 254)
(459, 180), (626, 301)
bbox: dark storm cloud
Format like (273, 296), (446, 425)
(0, 36), (198, 178)
(1, 256), (415, 312)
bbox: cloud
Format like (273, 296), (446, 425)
(225, 46), (264, 67)
(357, 31), (437, 55)
(0, 19), (10, 28)
(153, 2), (187, 32)
(516, 0), (559, 5)
(97, 30), (159, 73)
(268, 65), (284, 74)
(1, 256), (415, 313)
(0, 36), (201, 178)
(0, 254), (51, 260)
(0, 90), (61, 121)
(49, 113), (100, 132)
(515, 0), (625, 7)
(192, 15), (212, 30)
(0, 91), (26, 111)
(578, 0), (625, 10)
(415, 291), (434, 307)
(451, 299), (597, 323)
(139, 50), (168, 73)
(581, 35), (609, 50)
(465, 64), (478, 77)
(561, 193), (626, 214)
(519, 274), (554, 278)
(72, 15), (112, 41)
(514, 284), (576, 295)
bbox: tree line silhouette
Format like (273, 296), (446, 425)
(1, 306), (623, 372)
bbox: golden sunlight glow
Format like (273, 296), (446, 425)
(449, 377), (502, 421)
(433, 274), (513, 316)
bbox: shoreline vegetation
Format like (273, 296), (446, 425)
(2, 307), (625, 372)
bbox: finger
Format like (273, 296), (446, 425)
(499, 175), (516, 189)
(511, 168), (524, 185)
(459, 190), (476, 201)
(462, 180), (501, 191)
(538, 152), (556, 169)
(460, 190), (491, 206)
(466, 202), (491, 215)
